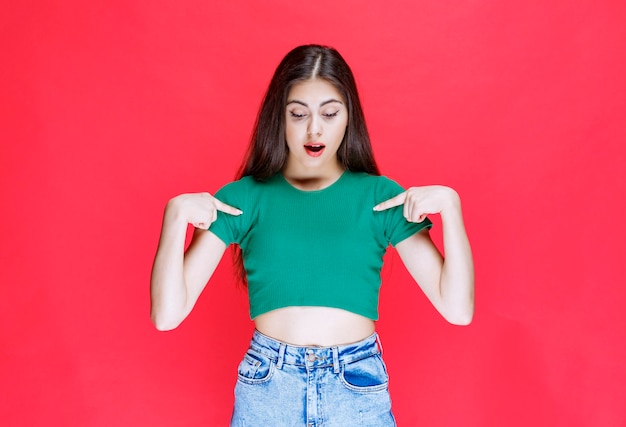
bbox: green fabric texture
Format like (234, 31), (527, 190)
(208, 171), (432, 320)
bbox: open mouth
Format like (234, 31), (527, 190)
(304, 143), (325, 157)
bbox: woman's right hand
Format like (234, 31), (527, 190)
(150, 192), (242, 331)
(166, 192), (243, 229)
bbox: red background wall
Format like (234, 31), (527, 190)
(1, 1), (625, 425)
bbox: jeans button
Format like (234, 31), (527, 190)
(307, 353), (316, 362)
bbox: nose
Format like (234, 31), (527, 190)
(307, 117), (323, 138)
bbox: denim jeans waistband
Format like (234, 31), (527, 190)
(248, 330), (381, 373)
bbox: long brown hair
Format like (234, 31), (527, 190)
(235, 44), (380, 285)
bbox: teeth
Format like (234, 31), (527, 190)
(305, 144), (324, 152)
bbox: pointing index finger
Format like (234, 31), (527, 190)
(214, 198), (243, 216)
(373, 192), (406, 211)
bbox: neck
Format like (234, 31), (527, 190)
(282, 165), (345, 191)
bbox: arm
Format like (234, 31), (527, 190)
(150, 193), (241, 331)
(374, 186), (474, 325)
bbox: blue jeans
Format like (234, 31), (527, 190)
(231, 330), (397, 427)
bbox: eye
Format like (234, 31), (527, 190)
(323, 111), (340, 118)
(289, 110), (307, 119)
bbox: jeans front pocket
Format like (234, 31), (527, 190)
(236, 349), (275, 385)
(340, 354), (389, 393)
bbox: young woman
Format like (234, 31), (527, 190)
(151, 44), (474, 427)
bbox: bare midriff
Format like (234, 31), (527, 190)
(253, 306), (376, 347)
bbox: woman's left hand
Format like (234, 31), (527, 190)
(375, 185), (474, 325)
(373, 185), (460, 223)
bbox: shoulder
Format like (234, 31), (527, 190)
(214, 174), (284, 207)
(339, 172), (406, 199)
(212, 176), (256, 209)
(344, 171), (401, 184)
(375, 174), (405, 190)
(344, 172), (405, 197)
(214, 175), (273, 197)
(215, 176), (257, 193)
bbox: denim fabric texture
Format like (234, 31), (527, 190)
(231, 330), (397, 427)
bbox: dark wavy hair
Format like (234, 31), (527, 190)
(235, 44), (380, 285)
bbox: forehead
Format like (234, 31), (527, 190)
(287, 78), (345, 105)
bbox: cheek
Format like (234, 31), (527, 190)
(284, 123), (299, 145)
(332, 121), (348, 143)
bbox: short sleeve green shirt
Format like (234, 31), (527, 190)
(208, 171), (432, 320)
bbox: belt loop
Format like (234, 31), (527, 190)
(375, 333), (383, 355)
(276, 343), (286, 370)
(332, 347), (340, 374)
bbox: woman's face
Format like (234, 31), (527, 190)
(283, 78), (348, 179)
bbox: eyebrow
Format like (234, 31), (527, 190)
(286, 99), (344, 107)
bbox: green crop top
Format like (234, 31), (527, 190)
(208, 171), (432, 320)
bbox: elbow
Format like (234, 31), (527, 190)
(442, 303), (474, 326)
(441, 285), (474, 326)
(153, 320), (180, 332)
(150, 293), (189, 331)
(151, 310), (183, 332)
(447, 312), (474, 326)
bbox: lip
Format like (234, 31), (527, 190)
(304, 143), (326, 157)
